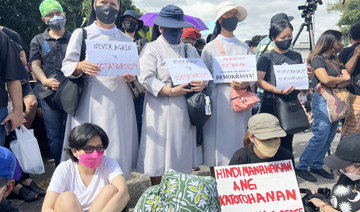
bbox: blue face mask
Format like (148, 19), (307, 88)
(163, 28), (183, 44)
(47, 15), (66, 30)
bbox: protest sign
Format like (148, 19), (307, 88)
(212, 55), (257, 83)
(215, 160), (304, 212)
(274, 63), (309, 90)
(86, 40), (139, 76)
(165, 58), (213, 85)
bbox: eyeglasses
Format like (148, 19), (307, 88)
(223, 12), (240, 19)
(82, 145), (106, 153)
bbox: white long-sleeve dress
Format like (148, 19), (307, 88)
(137, 36), (203, 177)
(201, 34), (252, 166)
(60, 23), (138, 178)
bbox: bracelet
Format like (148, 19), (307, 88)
(169, 87), (172, 97)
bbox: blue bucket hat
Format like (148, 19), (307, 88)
(0, 147), (16, 187)
(120, 10), (144, 30)
(154, 5), (194, 28)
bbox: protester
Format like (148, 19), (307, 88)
(30, 0), (69, 166)
(229, 113), (294, 165)
(61, 0), (138, 178)
(181, 27), (201, 47)
(201, 1), (251, 177)
(339, 23), (360, 136)
(296, 30), (351, 182)
(119, 10), (147, 142)
(255, 19), (303, 156)
(0, 147), (21, 212)
(0, 26), (38, 129)
(0, 31), (26, 146)
(195, 37), (206, 55)
(137, 4), (204, 185)
(41, 123), (129, 212)
(309, 133), (360, 211)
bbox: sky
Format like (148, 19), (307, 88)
(131, 0), (342, 44)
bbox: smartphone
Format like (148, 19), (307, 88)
(4, 121), (11, 136)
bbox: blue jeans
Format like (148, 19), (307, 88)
(297, 90), (339, 170)
(39, 99), (66, 166)
(0, 107), (8, 146)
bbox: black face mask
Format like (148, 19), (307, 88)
(221, 17), (238, 32)
(123, 20), (137, 33)
(95, 5), (119, 25)
(275, 39), (292, 50)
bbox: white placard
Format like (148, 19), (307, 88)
(274, 64), (309, 90)
(165, 58), (213, 85)
(213, 55), (257, 83)
(86, 40), (140, 76)
(215, 160), (304, 212)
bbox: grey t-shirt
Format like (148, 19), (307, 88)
(311, 55), (342, 87)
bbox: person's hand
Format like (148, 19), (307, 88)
(123, 73), (135, 83)
(307, 65), (314, 79)
(1, 112), (23, 131)
(354, 45), (360, 58)
(43, 78), (59, 91)
(309, 198), (325, 208)
(279, 85), (295, 95)
(341, 71), (351, 81)
(189, 80), (205, 92)
(230, 80), (249, 90)
(77, 60), (100, 76)
(171, 83), (192, 96)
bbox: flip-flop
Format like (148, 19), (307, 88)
(9, 186), (39, 202)
(22, 181), (46, 196)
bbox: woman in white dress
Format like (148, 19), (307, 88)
(60, 0), (138, 178)
(201, 1), (252, 177)
(137, 5), (205, 185)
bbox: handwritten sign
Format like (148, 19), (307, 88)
(215, 160), (304, 212)
(213, 55), (257, 83)
(86, 40), (139, 76)
(165, 58), (213, 85)
(274, 64), (309, 90)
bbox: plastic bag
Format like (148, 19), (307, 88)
(10, 126), (45, 174)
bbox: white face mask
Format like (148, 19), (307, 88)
(340, 167), (360, 181)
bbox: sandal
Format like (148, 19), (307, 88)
(22, 181), (46, 196)
(9, 186), (39, 202)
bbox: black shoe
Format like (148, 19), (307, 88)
(295, 168), (317, 182)
(310, 168), (334, 179)
(22, 181), (46, 196)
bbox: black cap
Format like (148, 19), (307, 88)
(270, 13), (294, 25)
(324, 133), (360, 170)
(120, 10), (144, 30)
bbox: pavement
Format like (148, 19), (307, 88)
(16, 130), (341, 211)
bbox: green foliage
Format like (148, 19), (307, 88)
(327, 0), (360, 43)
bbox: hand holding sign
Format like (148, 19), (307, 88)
(76, 60), (101, 76)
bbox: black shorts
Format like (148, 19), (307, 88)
(22, 82), (34, 97)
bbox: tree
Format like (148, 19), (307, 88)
(327, 0), (360, 43)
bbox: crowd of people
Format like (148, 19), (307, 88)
(1, 0), (360, 211)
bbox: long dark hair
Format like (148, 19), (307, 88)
(307, 30), (343, 65)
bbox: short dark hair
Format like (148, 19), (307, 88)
(269, 20), (293, 41)
(350, 23), (360, 41)
(66, 123), (109, 162)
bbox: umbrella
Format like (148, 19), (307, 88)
(139, 13), (208, 31)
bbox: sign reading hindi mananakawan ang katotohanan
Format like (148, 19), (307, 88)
(165, 58), (213, 85)
(212, 55), (257, 83)
(86, 40), (140, 76)
(274, 63), (309, 90)
(215, 160), (304, 212)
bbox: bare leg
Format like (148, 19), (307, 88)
(150, 176), (162, 186)
(210, 167), (215, 178)
(23, 94), (37, 129)
(54, 192), (82, 212)
(89, 185), (118, 212)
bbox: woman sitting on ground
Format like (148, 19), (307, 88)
(41, 123), (129, 212)
(229, 113), (294, 166)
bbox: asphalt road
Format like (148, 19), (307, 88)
(16, 130), (341, 212)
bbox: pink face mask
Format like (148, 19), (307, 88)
(77, 150), (104, 169)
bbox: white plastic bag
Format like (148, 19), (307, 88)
(10, 126), (45, 174)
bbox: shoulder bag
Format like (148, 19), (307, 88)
(214, 39), (259, 112)
(54, 28), (87, 116)
(316, 57), (350, 123)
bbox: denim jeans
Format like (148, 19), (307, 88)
(296, 90), (339, 170)
(39, 99), (67, 166)
(0, 107), (8, 146)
